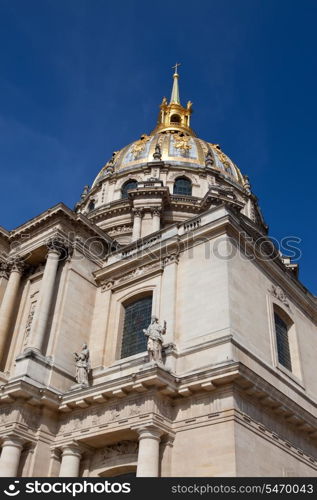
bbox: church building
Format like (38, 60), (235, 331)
(0, 68), (316, 477)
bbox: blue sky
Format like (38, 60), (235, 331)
(0, 0), (316, 294)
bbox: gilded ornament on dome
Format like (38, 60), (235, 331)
(173, 134), (192, 152)
(131, 134), (151, 159)
(210, 143), (232, 170)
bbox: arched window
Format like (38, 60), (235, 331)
(170, 114), (181, 124)
(121, 180), (137, 199)
(274, 311), (292, 371)
(120, 295), (152, 359)
(88, 200), (95, 212)
(173, 176), (192, 196)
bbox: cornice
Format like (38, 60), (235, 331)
(1, 361), (317, 446)
(0, 225), (9, 239)
(7, 203), (113, 245)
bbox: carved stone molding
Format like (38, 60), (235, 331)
(58, 395), (173, 435)
(269, 284), (290, 309)
(100, 262), (161, 291)
(117, 263), (159, 283)
(46, 237), (73, 261)
(151, 208), (161, 217)
(0, 260), (10, 279)
(8, 257), (26, 274)
(107, 224), (132, 237)
(97, 441), (139, 465)
(100, 279), (115, 292)
(132, 208), (143, 218)
(163, 253), (179, 267)
(23, 299), (37, 348)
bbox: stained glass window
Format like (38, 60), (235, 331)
(121, 180), (137, 199)
(120, 296), (152, 359)
(274, 312), (292, 371)
(173, 177), (192, 196)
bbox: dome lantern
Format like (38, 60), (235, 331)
(151, 64), (195, 136)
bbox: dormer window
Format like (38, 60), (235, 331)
(88, 200), (95, 212)
(173, 176), (192, 196)
(121, 180), (137, 199)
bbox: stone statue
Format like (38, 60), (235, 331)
(205, 150), (214, 167)
(80, 185), (89, 200)
(143, 316), (166, 363)
(73, 343), (90, 386)
(153, 144), (162, 161)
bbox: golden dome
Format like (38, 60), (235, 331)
(92, 131), (244, 187)
(92, 66), (245, 189)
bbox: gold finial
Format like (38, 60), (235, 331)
(151, 64), (195, 136)
(172, 62), (181, 75)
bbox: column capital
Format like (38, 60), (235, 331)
(163, 252), (180, 267)
(132, 208), (143, 218)
(1, 435), (24, 450)
(46, 237), (73, 260)
(50, 447), (62, 460)
(0, 260), (10, 279)
(151, 207), (161, 217)
(161, 433), (175, 448)
(132, 425), (164, 441)
(61, 443), (83, 459)
(8, 257), (26, 275)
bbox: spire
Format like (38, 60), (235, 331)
(170, 63), (181, 104)
(151, 64), (195, 136)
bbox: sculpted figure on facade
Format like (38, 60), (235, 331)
(143, 316), (166, 363)
(73, 343), (90, 387)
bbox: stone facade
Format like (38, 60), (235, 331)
(0, 72), (316, 477)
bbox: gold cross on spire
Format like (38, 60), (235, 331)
(172, 62), (181, 75)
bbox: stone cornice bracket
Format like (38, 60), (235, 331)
(163, 252), (180, 267)
(100, 279), (115, 292)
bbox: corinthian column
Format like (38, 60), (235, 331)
(135, 426), (163, 477)
(27, 241), (62, 353)
(132, 209), (143, 241)
(0, 258), (24, 362)
(0, 436), (24, 477)
(0, 260), (10, 305)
